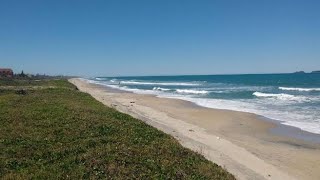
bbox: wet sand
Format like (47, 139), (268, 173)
(69, 78), (320, 180)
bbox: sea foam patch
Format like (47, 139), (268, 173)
(176, 89), (209, 94)
(279, 87), (320, 92)
(153, 87), (171, 91)
(253, 92), (309, 102)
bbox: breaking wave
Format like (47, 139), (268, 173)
(110, 79), (117, 83)
(279, 87), (320, 92)
(95, 77), (105, 81)
(153, 87), (171, 91)
(176, 89), (209, 94)
(253, 92), (308, 102)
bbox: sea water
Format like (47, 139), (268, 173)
(89, 74), (320, 134)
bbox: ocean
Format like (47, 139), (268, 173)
(88, 74), (320, 134)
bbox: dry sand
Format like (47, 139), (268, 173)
(69, 78), (320, 180)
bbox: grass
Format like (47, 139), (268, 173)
(0, 78), (235, 179)
(0, 78), (75, 88)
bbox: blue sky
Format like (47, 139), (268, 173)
(0, 0), (319, 76)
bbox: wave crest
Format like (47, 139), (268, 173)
(176, 89), (209, 94)
(253, 92), (308, 102)
(95, 77), (105, 81)
(110, 79), (117, 83)
(279, 87), (320, 92)
(153, 87), (171, 91)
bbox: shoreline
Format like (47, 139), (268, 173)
(88, 78), (320, 143)
(70, 78), (320, 180)
(260, 115), (320, 144)
(87, 78), (320, 136)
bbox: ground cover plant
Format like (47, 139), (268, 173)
(0, 79), (235, 179)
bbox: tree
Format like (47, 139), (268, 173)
(19, 70), (26, 77)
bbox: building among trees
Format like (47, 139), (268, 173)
(0, 68), (14, 78)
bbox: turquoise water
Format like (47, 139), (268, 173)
(89, 74), (320, 134)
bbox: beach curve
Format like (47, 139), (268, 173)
(70, 78), (320, 180)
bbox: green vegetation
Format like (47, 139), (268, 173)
(0, 78), (74, 88)
(0, 79), (235, 179)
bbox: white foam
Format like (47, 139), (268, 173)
(253, 92), (293, 98)
(212, 91), (225, 93)
(95, 77), (105, 81)
(253, 92), (308, 102)
(120, 81), (200, 86)
(279, 87), (320, 92)
(153, 87), (171, 91)
(176, 89), (209, 94)
(110, 79), (117, 83)
(173, 97), (320, 134)
(283, 121), (320, 134)
(91, 81), (167, 95)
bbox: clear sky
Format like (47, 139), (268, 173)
(1, 0), (319, 77)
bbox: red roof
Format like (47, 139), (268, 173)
(0, 68), (13, 71)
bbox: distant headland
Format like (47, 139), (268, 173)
(293, 71), (306, 74)
(293, 70), (320, 74)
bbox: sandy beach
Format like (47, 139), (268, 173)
(70, 78), (320, 180)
